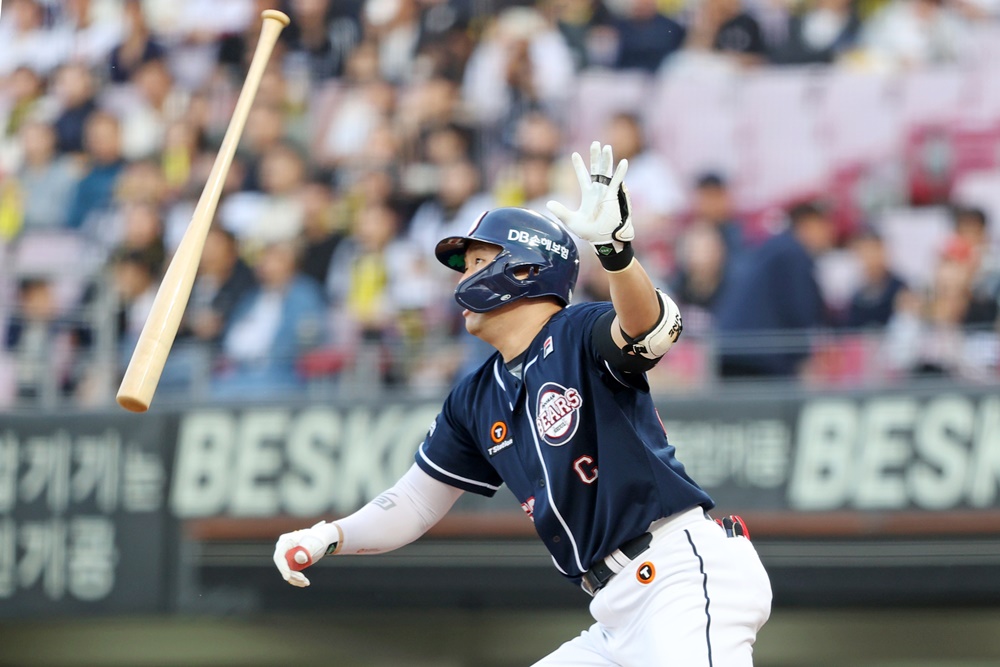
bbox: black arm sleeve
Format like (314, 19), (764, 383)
(591, 309), (661, 374)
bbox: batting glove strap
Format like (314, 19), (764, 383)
(594, 242), (635, 272)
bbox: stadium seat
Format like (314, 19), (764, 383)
(736, 68), (830, 209)
(646, 70), (742, 184)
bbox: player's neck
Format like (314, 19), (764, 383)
(478, 300), (562, 363)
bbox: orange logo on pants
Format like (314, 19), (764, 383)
(637, 561), (656, 584)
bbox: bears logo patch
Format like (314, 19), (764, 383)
(535, 382), (582, 446)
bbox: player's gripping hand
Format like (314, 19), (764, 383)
(547, 141), (634, 271)
(273, 521), (334, 588)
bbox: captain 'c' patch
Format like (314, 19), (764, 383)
(637, 561), (656, 585)
(491, 421), (507, 443)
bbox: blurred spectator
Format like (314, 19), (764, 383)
(686, 0), (768, 67)
(690, 172), (746, 258)
(670, 223), (730, 329)
(326, 203), (432, 380)
(0, 67), (47, 150)
(221, 142), (308, 245)
(50, 63), (99, 155)
(15, 121), (81, 231)
(283, 0), (361, 82)
(111, 247), (160, 364)
(215, 0), (279, 73)
(214, 239), (327, 396)
(493, 111), (562, 213)
(4, 277), (74, 402)
(400, 120), (474, 199)
(317, 42), (397, 173)
(885, 243), (998, 378)
(298, 179), (345, 286)
(363, 0), (422, 84)
(860, 0), (970, 69)
(715, 202), (836, 376)
(844, 228), (908, 327)
(604, 112), (685, 236)
(0, 0), (64, 76)
(406, 159), (494, 253)
(65, 111), (126, 231)
(950, 206), (1000, 326)
(108, 0), (167, 84)
(114, 201), (166, 270)
(611, 0), (686, 72)
(49, 0), (123, 68)
(772, 0), (862, 64)
(461, 7), (575, 128)
(161, 120), (201, 195)
(183, 226), (258, 345)
(238, 104), (288, 192)
(412, 0), (476, 81)
(110, 58), (186, 160)
(549, 0), (615, 70)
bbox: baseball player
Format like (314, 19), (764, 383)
(274, 142), (772, 665)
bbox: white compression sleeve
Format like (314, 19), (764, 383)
(322, 463), (464, 555)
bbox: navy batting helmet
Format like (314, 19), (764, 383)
(435, 208), (580, 313)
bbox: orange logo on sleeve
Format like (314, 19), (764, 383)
(491, 422), (507, 443)
(637, 562), (656, 584)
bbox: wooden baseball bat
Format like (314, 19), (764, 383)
(116, 9), (290, 413)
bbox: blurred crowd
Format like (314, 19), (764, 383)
(1, 0), (1000, 408)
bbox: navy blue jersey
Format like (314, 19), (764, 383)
(415, 301), (713, 582)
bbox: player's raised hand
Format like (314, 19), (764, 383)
(547, 141), (633, 255)
(273, 521), (333, 588)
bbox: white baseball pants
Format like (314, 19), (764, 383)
(533, 507), (772, 667)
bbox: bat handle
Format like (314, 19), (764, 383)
(285, 546), (313, 572)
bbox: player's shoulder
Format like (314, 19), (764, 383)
(446, 350), (503, 401)
(549, 301), (614, 329)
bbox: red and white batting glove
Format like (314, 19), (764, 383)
(547, 141), (634, 272)
(272, 520), (339, 588)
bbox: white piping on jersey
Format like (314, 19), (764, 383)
(419, 444), (501, 492)
(604, 360), (630, 387)
(551, 556), (568, 575)
(524, 397), (586, 574)
(523, 355), (539, 373)
(492, 359), (506, 391)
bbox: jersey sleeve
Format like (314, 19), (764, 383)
(415, 390), (504, 497)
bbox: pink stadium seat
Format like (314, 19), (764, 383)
(736, 69), (830, 209)
(816, 70), (901, 169)
(8, 231), (102, 310)
(645, 72), (741, 185)
(897, 67), (966, 130)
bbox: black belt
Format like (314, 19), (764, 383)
(580, 531), (653, 597)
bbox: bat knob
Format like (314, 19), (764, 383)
(285, 546), (313, 571)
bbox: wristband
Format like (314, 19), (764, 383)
(594, 242), (634, 272)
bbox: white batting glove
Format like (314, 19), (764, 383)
(273, 520), (337, 588)
(547, 141), (634, 271)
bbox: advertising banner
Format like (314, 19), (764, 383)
(0, 413), (174, 617)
